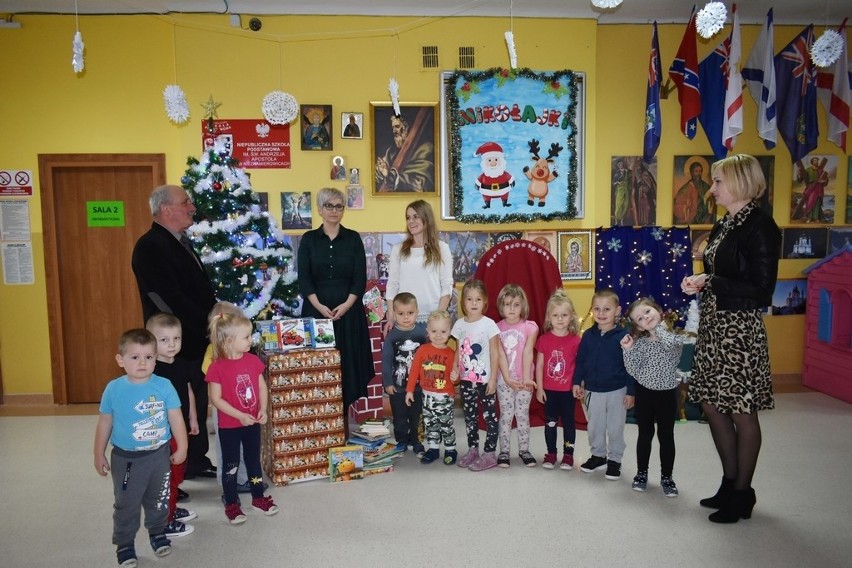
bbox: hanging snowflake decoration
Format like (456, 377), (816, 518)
(607, 238), (623, 252)
(504, 31), (518, 69)
(72, 31), (85, 73)
(163, 85), (190, 124)
(388, 78), (401, 116)
(590, 0), (623, 8)
(811, 29), (844, 68)
(261, 91), (299, 125)
(636, 250), (653, 265)
(695, 2), (727, 39)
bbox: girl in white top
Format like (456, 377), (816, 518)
(384, 200), (454, 332)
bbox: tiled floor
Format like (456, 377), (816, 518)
(1, 391), (850, 567)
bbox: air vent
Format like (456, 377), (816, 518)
(422, 46), (439, 68)
(458, 46), (475, 69)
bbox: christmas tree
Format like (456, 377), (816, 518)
(181, 137), (299, 321)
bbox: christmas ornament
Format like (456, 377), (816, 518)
(590, 0), (623, 8)
(163, 85), (190, 124)
(261, 91), (299, 125)
(201, 95), (222, 119)
(388, 78), (401, 116)
(696, 2), (727, 39)
(213, 181), (222, 191)
(72, 31), (85, 73)
(504, 31), (518, 68)
(811, 29), (843, 67)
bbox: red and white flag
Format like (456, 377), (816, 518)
(723, 5), (743, 150)
(816, 19), (850, 152)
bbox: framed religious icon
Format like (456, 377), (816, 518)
(790, 154), (838, 224)
(341, 112), (363, 139)
(370, 102), (438, 195)
(557, 230), (593, 281)
(672, 155), (715, 225)
(300, 104), (333, 151)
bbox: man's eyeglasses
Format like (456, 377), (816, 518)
(322, 203), (345, 212)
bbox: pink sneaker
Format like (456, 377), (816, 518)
(251, 496), (279, 516)
(458, 447), (479, 468)
(468, 451), (498, 472)
(560, 454), (574, 470)
(542, 452), (557, 469)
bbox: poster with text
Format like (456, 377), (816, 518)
(202, 119), (291, 169)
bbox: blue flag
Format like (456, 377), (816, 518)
(774, 25), (818, 162)
(698, 38), (730, 159)
(644, 22), (662, 163)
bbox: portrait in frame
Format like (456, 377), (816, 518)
(370, 102), (438, 195)
(790, 154), (838, 224)
(672, 155), (715, 225)
(557, 230), (593, 281)
(610, 156), (657, 226)
(300, 104), (333, 151)
(341, 112), (363, 140)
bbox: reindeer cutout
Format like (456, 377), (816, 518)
(523, 139), (563, 207)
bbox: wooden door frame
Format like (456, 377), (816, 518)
(38, 154), (166, 404)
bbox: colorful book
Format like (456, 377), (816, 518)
(329, 445), (364, 482)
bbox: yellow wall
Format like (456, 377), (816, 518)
(0, 14), (845, 397)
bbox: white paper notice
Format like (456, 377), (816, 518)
(0, 200), (31, 241)
(2, 242), (34, 285)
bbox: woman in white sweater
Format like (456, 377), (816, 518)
(383, 200), (454, 334)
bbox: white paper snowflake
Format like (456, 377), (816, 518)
(811, 29), (844, 68)
(261, 91), (299, 125)
(591, 0), (623, 8)
(72, 31), (85, 73)
(163, 85), (190, 124)
(388, 78), (401, 116)
(696, 2), (727, 39)
(651, 227), (665, 241)
(671, 243), (686, 258)
(504, 31), (518, 69)
(607, 238), (623, 252)
(636, 250), (653, 265)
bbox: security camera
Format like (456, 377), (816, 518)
(249, 18), (262, 31)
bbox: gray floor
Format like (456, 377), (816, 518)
(2, 392), (851, 567)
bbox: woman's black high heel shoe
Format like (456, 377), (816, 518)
(709, 488), (756, 523)
(700, 477), (735, 509)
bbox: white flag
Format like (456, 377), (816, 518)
(742, 8), (776, 149)
(723, 6), (743, 150)
(816, 21), (850, 152)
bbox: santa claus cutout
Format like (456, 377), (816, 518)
(474, 142), (515, 209)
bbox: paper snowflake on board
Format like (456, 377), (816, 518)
(811, 29), (844, 67)
(696, 2), (727, 39)
(163, 85), (190, 124)
(504, 31), (518, 68)
(388, 78), (401, 116)
(261, 91), (298, 125)
(590, 0), (623, 8)
(72, 31), (85, 73)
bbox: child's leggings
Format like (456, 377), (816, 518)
(422, 392), (456, 450)
(634, 383), (677, 476)
(543, 389), (576, 455)
(461, 381), (498, 452)
(496, 382), (532, 455)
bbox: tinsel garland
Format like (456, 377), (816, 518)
(445, 67), (578, 223)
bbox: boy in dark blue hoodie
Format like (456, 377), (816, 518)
(572, 288), (635, 480)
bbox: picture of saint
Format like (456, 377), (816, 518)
(301, 105), (332, 151)
(330, 156), (346, 181)
(610, 156), (657, 227)
(791, 155), (835, 224)
(564, 239), (584, 274)
(372, 105), (436, 193)
(557, 231), (592, 281)
(672, 156), (715, 225)
(342, 113), (362, 139)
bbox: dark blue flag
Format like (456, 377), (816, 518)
(644, 22), (662, 163)
(774, 25), (818, 162)
(698, 38), (731, 159)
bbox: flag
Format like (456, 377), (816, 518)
(668, 8), (701, 139)
(698, 35), (730, 159)
(644, 22), (662, 163)
(742, 9), (776, 149)
(774, 25), (818, 162)
(816, 19), (850, 152)
(723, 5), (743, 150)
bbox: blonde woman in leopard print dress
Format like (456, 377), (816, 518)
(681, 154), (781, 525)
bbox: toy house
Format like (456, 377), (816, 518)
(801, 245), (852, 403)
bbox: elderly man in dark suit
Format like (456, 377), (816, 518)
(132, 184), (218, 478)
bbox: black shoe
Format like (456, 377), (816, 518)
(709, 488), (756, 523)
(580, 455), (608, 473)
(604, 460), (621, 480)
(420, 449), (440, 464)
(177, 488), (190, 502)
(700, 476), (735, 509)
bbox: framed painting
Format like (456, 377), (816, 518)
(672, 155), (715, 225)
(300, 104), (333, 151)
(281, 191), (312, 230)
(770, 279), (807, 316)
(370, 102), (438, 195)
(790, 154), (838, 224)
(557, 230), (593, 281)
(440, 68), (585, 223)
(610, 156), (657, 226)
(341, 112), (363, 140)
(524, 230), (557, 258)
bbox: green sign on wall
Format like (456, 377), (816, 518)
(86, 201), (125, 227)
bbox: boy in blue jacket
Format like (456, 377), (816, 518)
(572, 288), (635, 480)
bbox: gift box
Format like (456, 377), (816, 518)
(311, 318), (336, 349)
